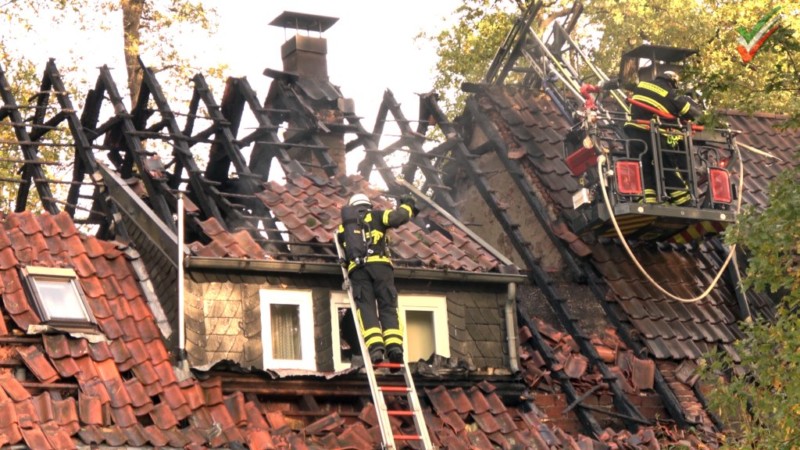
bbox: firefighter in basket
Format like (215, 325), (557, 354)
(624, 70), (704, 205)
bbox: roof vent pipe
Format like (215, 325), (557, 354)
(506, 282), (520, 373)
(177, 193), (187, 364)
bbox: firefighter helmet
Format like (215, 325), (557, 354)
(348, 193), (372, 207)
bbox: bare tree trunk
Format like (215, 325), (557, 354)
(121, 0), (145, 106)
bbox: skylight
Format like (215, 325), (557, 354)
(21, 266), (95, 325)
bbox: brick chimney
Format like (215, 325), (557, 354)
(269, 11), (348, 176)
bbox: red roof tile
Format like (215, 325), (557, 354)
(20, 425), (53, 450)
(251, 174), (506, 272)
(148, 402), (178, 430)
(42, 421), (77, 450)
(0, 401), (17, 428)
(79, 394), (104, 426)
(82, 378), (111, 406)
(164, 426), (194, 447)
(0, 374), (30, 402)
(14, 398), (36, 429)
(141, 424), (169, 447)
(17, 346), (59, 383)
(31, 391), (55, 423)
(87, 340), (113, 362)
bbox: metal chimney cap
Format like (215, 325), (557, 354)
(269, 11), (338, 33)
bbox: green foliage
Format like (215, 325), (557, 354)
(1, 1), (223, 104)
(419, 0), (518, 113)
(425, 1), (800, 124)
(710, 167), (799, 447)
(702, 308), (800, 448)
(727, 168), (800, 299)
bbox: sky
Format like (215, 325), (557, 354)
(18, 1), (462, 141)
(203, 1), (463, 129)
(11, 1), (464, 179)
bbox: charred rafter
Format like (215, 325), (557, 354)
(188, 74), (287, 250)
(0, 63), (57, 214)
(136, 59), (224, 229)
(232, 76), (306, 177)
(381, 90), (457, 215)
(89, 65), (174, 230)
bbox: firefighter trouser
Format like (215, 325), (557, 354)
(626, 127), (691, 205)
(349, 263), (403, 353)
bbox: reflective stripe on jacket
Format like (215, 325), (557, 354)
(624, 77), (700, 131)
(337, 203), (414, 272)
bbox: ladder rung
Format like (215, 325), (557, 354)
(374, 362), (403, 370)
(379, 386), (411, 394)
(387, 410), (414, 417)
(394, 434), (422, 441)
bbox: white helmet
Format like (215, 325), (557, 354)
(348, 193), (371, 207)
(659, 70), (680, 86)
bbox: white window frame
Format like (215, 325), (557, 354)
(260, 289), (315, 371)
(399, 295), (450, 362)
(330, 292), (449, 371)
(21, 266), (95, 326)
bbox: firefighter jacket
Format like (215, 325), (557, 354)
(625, 76), (702, 132)
(336, 202), (414, 273)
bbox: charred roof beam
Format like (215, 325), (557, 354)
(137, 59), (224, 226)
(484, 1), (543, 85)
(98, 65), (174, 227)
(345, 95), (417, 194)
(0, 63), (58, 214)
(190, 74), (288, 248)
(78, 79), (124, 239)
(43, 61), (126, 234)
(233, 77), (307, 177)
(192, 74), (254, 184)
(381, 90), (458, 215)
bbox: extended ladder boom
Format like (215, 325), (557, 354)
(334, 235), (433, 450)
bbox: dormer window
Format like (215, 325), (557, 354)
(20, 267), (95, 325)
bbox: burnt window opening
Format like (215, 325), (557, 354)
(20, 266), (96, 328)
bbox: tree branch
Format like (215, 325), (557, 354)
(539, 7), (574, 33)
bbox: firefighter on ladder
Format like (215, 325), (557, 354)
(337, 193), (417, 366)
(624, 70), (704, 205)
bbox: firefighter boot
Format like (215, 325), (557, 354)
(387, 346), (403, 373)
(639, 188), (658, 204)
(369, 346), (385, 364)
(669, 190), (692, 206)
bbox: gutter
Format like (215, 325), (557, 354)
(186, 256), (526, 284)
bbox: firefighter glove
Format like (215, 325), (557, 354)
(399, 194), (419, 215)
